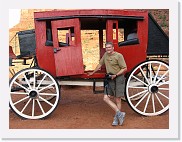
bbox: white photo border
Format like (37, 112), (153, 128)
(0, 0), (179, 140)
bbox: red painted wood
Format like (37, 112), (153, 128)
(9, 46), (16, 59)
(51, 18), (84, 76)
(106, 20), (113, 42)
(99, 29), (106, 72)
(71, 71), (105, 79)
(115, 12), (148, 73)
(107, 20), (119, 48)
(34, 9), (147, 19)
(34, 21), (56, 76)
(34, 9), (149, 78)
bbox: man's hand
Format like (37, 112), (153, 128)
(111, 74), (117, 80)
(87, 72), (94, 76)
(87, 64), (102, 76)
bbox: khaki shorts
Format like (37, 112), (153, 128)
(104, 75), (125, 97)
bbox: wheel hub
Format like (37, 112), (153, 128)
(148, 84), (158, 93)
(29, 90), (38, 98)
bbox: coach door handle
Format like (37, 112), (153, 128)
(54, 47), (61, 53)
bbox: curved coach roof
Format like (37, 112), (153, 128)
(34, 9), (147, 21)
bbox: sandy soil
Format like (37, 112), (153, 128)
(9, 86), (169, 129)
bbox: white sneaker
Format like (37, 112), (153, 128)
(112, 115), (118, 126)
(117, 112), (126, 125)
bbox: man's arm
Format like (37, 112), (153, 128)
(116, 67), (127, 77)
(110, 67), (127, 80)
(87, 63), (102, 76)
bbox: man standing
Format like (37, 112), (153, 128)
(88, 42), (127, 126)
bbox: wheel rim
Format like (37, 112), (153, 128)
(126, 60), (169, 116)
(9, 68), (60, 119)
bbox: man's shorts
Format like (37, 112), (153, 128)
(104, 75), (125, 98)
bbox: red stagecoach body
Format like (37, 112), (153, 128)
(34, 9), (148, 78)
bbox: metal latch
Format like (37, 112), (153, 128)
(54, 48), (61, 53)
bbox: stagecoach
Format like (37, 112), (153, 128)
(9, 9), (169, 119)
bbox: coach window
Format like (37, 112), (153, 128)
(118, 28), (124, 42)
(124, 21), (138, 41)
(45, 20), (54, 46)
(118, 20), (139, 46)
(57, 27), (75, 47)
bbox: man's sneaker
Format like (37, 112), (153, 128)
(117, 112), (126, 125)
(112, 115), (118, 126)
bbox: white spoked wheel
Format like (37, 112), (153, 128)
(9, 68), (60, 119)
(125, 60), (169, 116)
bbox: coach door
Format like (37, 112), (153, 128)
(51, 18), (84, 76)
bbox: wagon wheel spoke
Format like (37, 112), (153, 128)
(21, 98), (32, 113)
(23, 74), (32, 90)
(32, 99), (35, 116)
(158, 88), (169, 91)
(39, 93), (58, 96)
(38, 87), (57, 102)
(36, 99), (45, 114)
(14, 81), (30, 92)
(157, 81), (169, 87)
(125, 60), (169, 116)
(135, 92), (149, 107)
(36, 74), (47, 90)
(44, 88), (56, 94)
(157, 91), (169, 100)
(128, 86), (147, 89)
(13, 96), (30, 105)
(10, 92), (29, 95)
(129, 90), (147, 99)
(38, 96), (54, 106)
(131, 75), (148, 86)
(143, 93), (151, 113)
(152, 93), (155, 113)
(155, 70), (169, 85)
(149, 63), (152, 84)
(33, 70), (36, 89)
(38, 83), (55, 92)
(9, 68), (60, 119)
(153, 63), (162, 83)
(154, 93), (165, 108)
(139, 67), (150, 85)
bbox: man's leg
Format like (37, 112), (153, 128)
(115, 97), (121, 110)
(114, 75), (126, 125)
(115, 97), (125, 125)
(103, 95), (120, 126)
(103, 95), (119, 112)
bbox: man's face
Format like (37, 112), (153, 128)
(105, 44), (114, 54)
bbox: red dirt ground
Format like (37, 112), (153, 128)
(9, 86), (169, 129)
